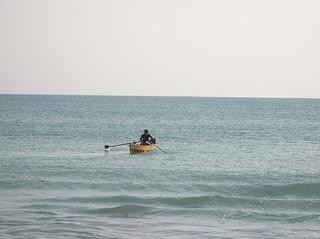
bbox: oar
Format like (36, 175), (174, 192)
(155, 144), (166, 153)
(105, 140), (142, 150)
(104, 142), (132, 149)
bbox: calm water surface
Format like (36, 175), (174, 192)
(0, 95), (320, 238)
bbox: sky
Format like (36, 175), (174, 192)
(0, 0), (319, 98)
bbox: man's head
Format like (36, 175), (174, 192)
(144, 129), (149, 134)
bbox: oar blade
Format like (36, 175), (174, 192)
(104, 145), (111, 151)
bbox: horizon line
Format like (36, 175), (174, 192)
(0, 93), (319, 100)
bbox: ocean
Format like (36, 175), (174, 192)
(0, 95), (319, 238)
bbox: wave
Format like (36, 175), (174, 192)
(81, 205), (320, 223)
(80, 204), (156, 217)
(246, 182), (320, 198)
(3, 179), (320, 198)
(20, 191), (320, 223)
(213, 209), (320, 223)
(36, 194), (320, 212)
(21, 200), (320, 223)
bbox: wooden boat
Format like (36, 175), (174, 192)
(129, 143), (157, 153)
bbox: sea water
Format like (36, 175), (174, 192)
(0, 95), (319, 239)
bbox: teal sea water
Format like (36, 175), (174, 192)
(0, 95), (320, 238)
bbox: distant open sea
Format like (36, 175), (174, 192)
(0, 94), (320, 238)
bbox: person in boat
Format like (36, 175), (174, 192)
(140, 129), (156, 145)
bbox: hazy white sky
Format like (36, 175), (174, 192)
(0, 0), (319, 98)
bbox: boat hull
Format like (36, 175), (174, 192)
(129, 143), (156, 153)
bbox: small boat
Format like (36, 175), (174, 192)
(129, 143), (157, 153)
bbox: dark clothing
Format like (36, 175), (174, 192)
(140, 133), (154, 145)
